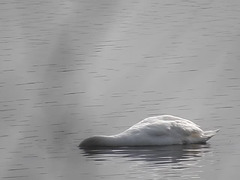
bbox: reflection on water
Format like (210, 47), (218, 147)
(80, 144), (211, 179)
(81, 144), (210, 165)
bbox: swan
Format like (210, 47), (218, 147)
(79, 115), (219, 148)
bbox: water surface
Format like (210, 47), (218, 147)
(1, 0), (240, 179)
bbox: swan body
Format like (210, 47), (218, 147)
(79, 115), (219, 148)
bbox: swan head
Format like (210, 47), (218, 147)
(79, 135), (114, 148)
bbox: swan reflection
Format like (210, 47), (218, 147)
(80, 144), (210, 165)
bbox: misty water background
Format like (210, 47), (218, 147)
(1, 0), (240, 179)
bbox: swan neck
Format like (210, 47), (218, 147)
(80, 135), (122, 147)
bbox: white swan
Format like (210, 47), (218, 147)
(79, 115), (219, 148)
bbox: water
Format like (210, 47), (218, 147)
(1, 0), (240, 179)
(80, 144), (211, 179)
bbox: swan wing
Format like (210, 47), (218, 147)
(119, 115), (211, 145)
(125, 118), (173, 137)
(171, 120), (203, 136)
(132, 115), (201, 134)
(160, 115), (201, 128)
(133, 116), (204, 140)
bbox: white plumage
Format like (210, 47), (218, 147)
(79, 115), (219, 148)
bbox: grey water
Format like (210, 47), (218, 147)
(1, 0), (240, 179)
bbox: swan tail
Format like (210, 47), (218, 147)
(203, 129), (220, 141)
